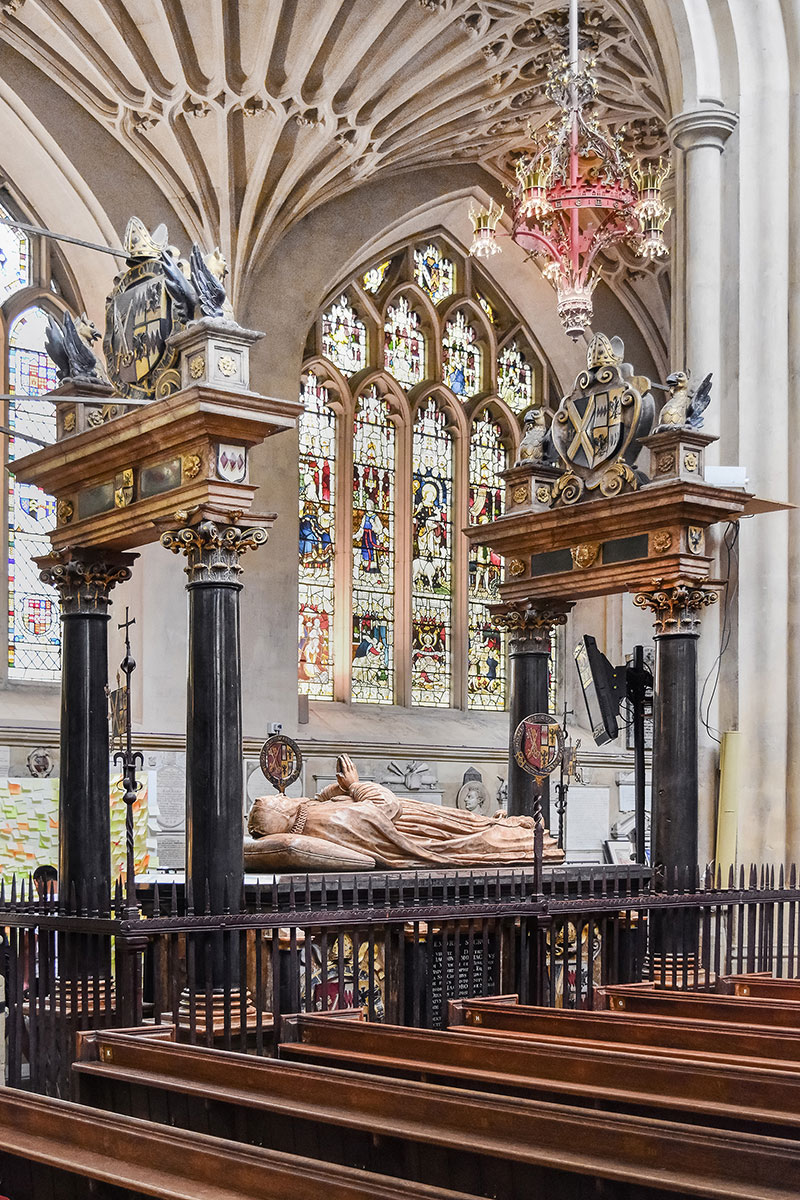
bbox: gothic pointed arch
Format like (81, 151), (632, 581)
(299, 231), (558, 712)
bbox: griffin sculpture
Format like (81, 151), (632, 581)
(657, 370), (713, 429)
(45, 311), (108, 383)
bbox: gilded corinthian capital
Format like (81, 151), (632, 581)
(490, 599), (574, 651)
(632, 578), (717, 635)
(160, 513), (270, 584)
(37, 548), (137, 615)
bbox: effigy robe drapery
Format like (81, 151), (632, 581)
(245, 755), (563, 871)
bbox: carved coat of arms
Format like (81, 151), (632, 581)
(550, 334), (655, 504)
(104, 218), (184, 400)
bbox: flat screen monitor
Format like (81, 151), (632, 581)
(574, 635), (621, 746)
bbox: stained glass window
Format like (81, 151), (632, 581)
(298, 374), (336, 700)
(321, 295), (366, 376)
(442, 310), (481, 398)
(476, 293), (495, 324)
(498, 341), (533, 413)
(414, 244), (454, 304)
(8, 306), (59, 681)
(384, 296), (425, 388)
(0, 210), (29, 304)
(411, 398), (452, 706)
(363, 261), (390, 294)
(351, 387), (395, 704)
(467, 411), (507, 711)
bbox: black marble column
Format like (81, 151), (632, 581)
(38, 549), (136, 908)
(634, 581), (717, 878)
(161, 517), (269, 915)
(494, 602), (572, 822)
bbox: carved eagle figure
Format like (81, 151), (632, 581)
(657, 370), (713, 430)
(189, 243), (227, 319)
(45, 311), (106, 383)
(516, 406), (553, 466)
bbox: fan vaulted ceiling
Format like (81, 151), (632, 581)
(0, 1), (669, 303)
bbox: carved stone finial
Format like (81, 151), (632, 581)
(38, 550), (136, 615)
(632, 578), (717, 635)
(160, 517), (269, 584)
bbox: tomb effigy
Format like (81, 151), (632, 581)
(245, 754), (562, 871)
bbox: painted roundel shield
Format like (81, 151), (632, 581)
(513, 714), (564, 779)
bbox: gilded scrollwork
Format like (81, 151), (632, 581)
(160, 517), (269, 584)
(633, 577), (717, 635)
(491, 599), (572, 651)
(38, 554), (134, 615)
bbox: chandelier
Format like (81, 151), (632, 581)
(469, 0), (670, 339)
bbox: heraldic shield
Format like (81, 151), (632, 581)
(104, 219), (184, 400)
(550, 334), (655, 504)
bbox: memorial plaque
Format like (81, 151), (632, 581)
(407, 930), (498, 1030)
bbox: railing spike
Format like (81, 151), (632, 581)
(153, 881), (161, 917)
(203, 879), (212, 915)
(186, 877), (194, 916)
(791, 862), (798, 889)
(10, 875), (17, 907)
(779, 863), (785, 889)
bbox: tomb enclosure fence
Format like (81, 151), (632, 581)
(2, 862), (799, 1097)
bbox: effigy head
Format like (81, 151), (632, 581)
(248, 795), (301, 838)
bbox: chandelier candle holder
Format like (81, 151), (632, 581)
(469, 0), (671, 339)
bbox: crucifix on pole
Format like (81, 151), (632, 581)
(113, 606), (143, 916)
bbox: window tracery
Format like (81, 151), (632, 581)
(414, 244), (455, 305)
(362, 261), (390, 294)
(442, 310), (481, 398)
(384, 296), (425, 388)
(300, 234), (557, 712)
(498, 341), (533, 413)
(298, 373), (336, 700)
(321, 295), (366, 375)
(351, 387), (396, 704)
(411, 398), (453, 707)
(467, 410), (506, 711)
(0, 208), (29, 304)
(8, 306), (59, 681)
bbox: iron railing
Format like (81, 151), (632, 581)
(2, 862), (798, 1097)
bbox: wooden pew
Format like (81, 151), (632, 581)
(598, 983), (800, 1026)
(447, 996), (800, 1065)
(718, 974), (800, 999)
(0, 1085), (471, 1200)
(275, 1010), (800, 1134)
(75, 1026), (800, 1200)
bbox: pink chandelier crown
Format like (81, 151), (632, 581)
(469, 0), (671, 339)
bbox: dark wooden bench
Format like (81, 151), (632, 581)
(718, 974), (800, 999)
(0, 1084), (470, 1200)
(276, 1009), (800, 1134)
(447, 995), (800, 1064)
(75, 1025), (800, 1200)
(598, 982), (800, 1025)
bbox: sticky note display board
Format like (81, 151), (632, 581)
(0, 772), (160, 883)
